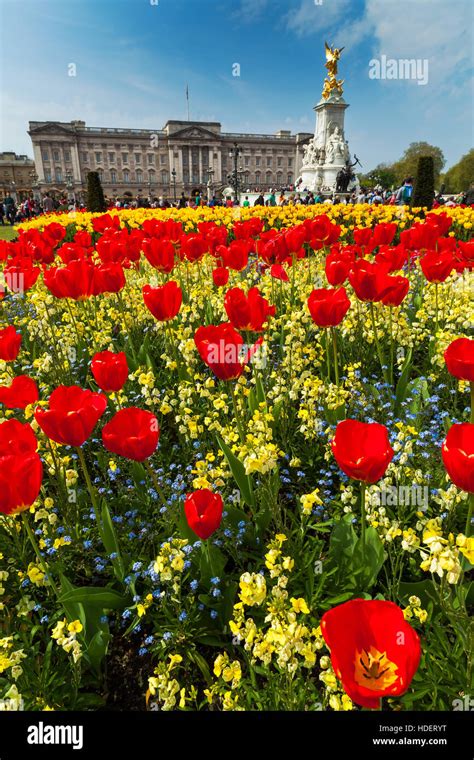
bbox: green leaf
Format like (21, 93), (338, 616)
(217, 435), (255, 508)
(86, 630), (111, 674)
(394, 346), (413, 415)
(255, 374), (266, 405)
(99, 501), (126, 582)
(59, 587), (130, 609)
(59, 573), (86, 630)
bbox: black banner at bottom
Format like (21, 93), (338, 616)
(0, 709), (470, 757)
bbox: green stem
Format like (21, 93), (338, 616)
(331, 327), (340, 387)
(369, 302), (389, 385)
(388, 308), (394, 386)
(434, 283), (439, 338)
(360, 482), (367, 552)
(144, 459), (169, 510)
(77, 447), (101, 526)
(466, 493), (473, 538)
(21, 513), (61, 599)
(116, 292), (138, 363)
(325, 330), (331, 382)
(229, 382), (245, 444)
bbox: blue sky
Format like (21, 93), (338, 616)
(0, 0), (472, 171)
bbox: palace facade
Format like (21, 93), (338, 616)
(28, 119), (313, 201)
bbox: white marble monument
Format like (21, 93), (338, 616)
(296, 43), (359, 196)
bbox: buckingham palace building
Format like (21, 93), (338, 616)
(28, 119), (313, 201)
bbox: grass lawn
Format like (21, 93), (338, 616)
(0, 225), (18, 241)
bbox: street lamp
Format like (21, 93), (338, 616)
(228, 142), (242, 203)
(29, 170), (40, 202)
(65, 171), (76, 205)
(10, 181), (17, 203)
(171, 168), (177, 201)
(206, 167), (214, 202)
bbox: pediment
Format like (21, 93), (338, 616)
(171, 126), (219, 141)
(29, 122), (74, 135)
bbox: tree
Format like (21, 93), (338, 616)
(86, 171), (106, 213)
(392, 142), (445, 186)
(358, 163), (397, 189)
(412, 156), (435, 209)
(441, 149), (474, 193)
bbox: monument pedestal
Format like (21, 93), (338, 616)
(296, 92), (358, 196)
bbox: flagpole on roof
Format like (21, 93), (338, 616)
(186, 84), (190, 121)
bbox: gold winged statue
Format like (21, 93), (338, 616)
(322, 42), (345, 100)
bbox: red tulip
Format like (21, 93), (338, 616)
(142, 238), (175, 273)
(331, 419), (394, 483)
(348, 260), (391, 303)
(0, 420), (43, 516)
(93, 262), (126, 294)
(269, 264), (289, 282)
(194, 323), (263, 381)
(0, 419), (39, 455)
(218, 240), (251, 271)
(0, 375), (39, 409)
(34, 386), (107, 447)
(224, 287), (275, 332)
(212, 267), (230, 287)
(380, 275), (410, 307)
(444, 337), (474, 382)
(102, 407), (159, 461)
(142, 281), (182, 321)
(91, 351), (129, 393)
(442, 423), (474, 493)
(307, 287), (350, 327)
(43, 259), (96, 300)
(371, 222), (397, 248)
(184, 489), (223, 539)
(325, 251), (354, 286)
(420, 250), (454, 283)
(0, 326), (21, 361)
(321, 599), (421, 709)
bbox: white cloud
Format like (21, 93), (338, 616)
(233, 0), (271, 22)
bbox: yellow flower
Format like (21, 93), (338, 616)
(290, 597), (310, 614)
(67, 620), (83, 634)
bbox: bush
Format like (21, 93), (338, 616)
(86, 171), (106, 213)
(412, 156), (435, 209)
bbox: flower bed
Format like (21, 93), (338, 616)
(0, 203), (472, 711)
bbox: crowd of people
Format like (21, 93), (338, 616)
(1, 179), (472, 224)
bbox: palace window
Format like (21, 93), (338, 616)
(134, 153), (141, 164)
(95, 152), (102, 163)
(82, 152), (88, 163)
(123, 169), (130, 183)
(53, 150), (60, 162)
(122, 153), (129, 164)
(44, 170), (52, 183)
(287, 173), (293, 184)
(55, 167), (62, 182)
(136, 169), (143, 183)
(64, 149), (71, 163)
(267, 157), (272, 167)
(110, 169), (117, 183)
(42, 149), (49, 162)
(108, 152), (115, 163)
(277, 157), (282, 167)
(255, 157), (261, 167)
(288, 157), (293, 167)
(160, 154), (166, 165)
(147, 154), (154, 165)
